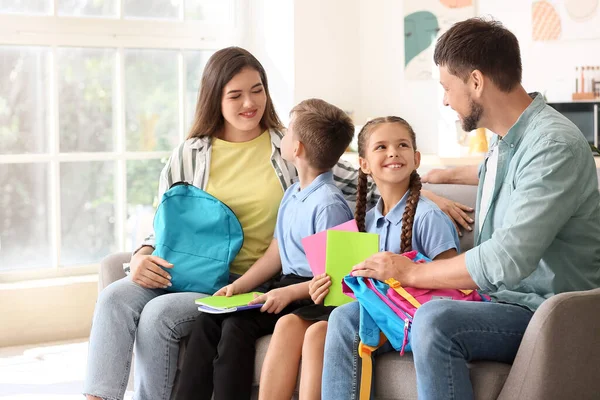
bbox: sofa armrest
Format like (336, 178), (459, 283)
(499, 288), (600, 400)
(98, 252), (131, 293)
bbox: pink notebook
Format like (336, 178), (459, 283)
(301, 219), (359, 275)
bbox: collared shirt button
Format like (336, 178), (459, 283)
(510, 144), (514, 148)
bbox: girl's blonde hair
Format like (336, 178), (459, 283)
(354, 117), (422, 253)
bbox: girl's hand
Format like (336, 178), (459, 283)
(248, 288), (293, 314)
(351, 251), (416, 283)
(309, 273), (331, 305)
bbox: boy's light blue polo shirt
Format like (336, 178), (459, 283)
(275, 171), (354, 277)
(366, 194), (459, 259)
(465, 92), (600, 311)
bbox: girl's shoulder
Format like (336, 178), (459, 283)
(413, 195), (457, 237)
(414, 195), (447, 219)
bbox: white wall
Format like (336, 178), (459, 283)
(480, 0), (600, 102)
(356, 0), (440, 154)
(293, 0), (360, 116)
(246, 0), (600, 154)
(243, 0), (295, 125)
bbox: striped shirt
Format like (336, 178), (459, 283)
(136, 129), (377, 253)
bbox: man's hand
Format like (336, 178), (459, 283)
(351, 251), (417, 284)
(309, 274), (331, 305)
(421, 169), (449, 184)
(130, 253), (173, 289)
(248, 287), (293, 314)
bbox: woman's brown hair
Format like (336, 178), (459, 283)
(354, 117), (422, 253)
(187, 47), (283, 139)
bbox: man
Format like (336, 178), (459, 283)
(322, 18), (600, 400)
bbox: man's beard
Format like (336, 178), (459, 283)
(462, 99), (483, 132)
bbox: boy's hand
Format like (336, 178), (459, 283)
(248, 288), (293, 314)
(309, 273), (331, 305)
(214, 282), (241, 297)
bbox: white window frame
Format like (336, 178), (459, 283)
(0, 0), (247, 282)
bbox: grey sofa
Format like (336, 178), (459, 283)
(98, 180), (600, 400)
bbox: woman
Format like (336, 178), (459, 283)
(83, 47), (369, 400)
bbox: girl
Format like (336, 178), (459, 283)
(261, 116), (460, 400)
(84, 47), (367, 400)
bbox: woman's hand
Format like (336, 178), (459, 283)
(248, 288), (293, 314)
(130, 253), (173, 289)
(422, 190), (474, 236)
(309, 274), (331, 305)
(351, 251), (417, 284)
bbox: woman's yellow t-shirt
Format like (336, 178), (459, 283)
(205, 130), (284, 275)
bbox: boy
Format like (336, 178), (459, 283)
(175, 98), (355, 400)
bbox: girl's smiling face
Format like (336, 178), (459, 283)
(359, 122), (420, 186)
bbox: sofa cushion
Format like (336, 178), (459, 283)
(252, 334), (510, 400)
(423, 183), (478, 252)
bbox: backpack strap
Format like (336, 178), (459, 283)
(385, 278), (475, 305)
(385, 278), (422, 309)
(358, 333), (387, 400)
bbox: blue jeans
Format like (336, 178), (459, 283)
(322, 300), (534, 400)
(83, 276), (208, 400)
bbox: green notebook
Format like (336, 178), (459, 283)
(324, 230), (379, 306)
(195, 292), (263, 314)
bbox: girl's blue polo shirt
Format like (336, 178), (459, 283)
(366, 193), (459, 259)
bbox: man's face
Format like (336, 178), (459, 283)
(439, 66), (484, 132)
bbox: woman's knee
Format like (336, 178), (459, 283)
(136, 296), (188, 342)
(95, 278), (136, 314)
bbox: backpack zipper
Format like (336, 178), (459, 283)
(400, 318), (411, 356)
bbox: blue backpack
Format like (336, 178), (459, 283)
(152, 182), (244, 294)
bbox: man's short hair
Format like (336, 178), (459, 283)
(290, 98), (354, 170)
(434, 18), (522, 92)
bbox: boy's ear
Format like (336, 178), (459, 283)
(414, 151), (421, 170)
(294, 140), (303, 158)
(358, 157), (371, 175)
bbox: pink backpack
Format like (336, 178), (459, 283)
(342, 251), (486, 400)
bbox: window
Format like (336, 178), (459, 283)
(0, 0), (237, 279)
